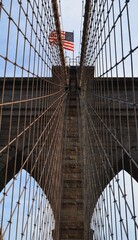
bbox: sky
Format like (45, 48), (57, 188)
(91, 170), (138, 239)
(0, 170), (55, 240)
(59, 0), (85, 63)
(0, 0), (85, 76)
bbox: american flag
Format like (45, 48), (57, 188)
(49, 31), (74, 52)
(49, 30), (65, 46)
(62, 32), (74, 51)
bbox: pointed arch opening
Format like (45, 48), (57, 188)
(91, 170), (138, 240)
(0, 169), (55, 240)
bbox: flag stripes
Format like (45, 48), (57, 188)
(49, 31), (74, 51)
(62, 32), (74, 51)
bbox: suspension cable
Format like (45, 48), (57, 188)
(51, 0), (67, 82)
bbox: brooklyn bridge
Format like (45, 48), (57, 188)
(0, 0), (138, 239)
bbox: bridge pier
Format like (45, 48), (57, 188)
(60, 67), (84, 239)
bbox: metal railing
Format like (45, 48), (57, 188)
(65, 56), (80, 66)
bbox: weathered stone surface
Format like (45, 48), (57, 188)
(60, 67), (84, 239)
